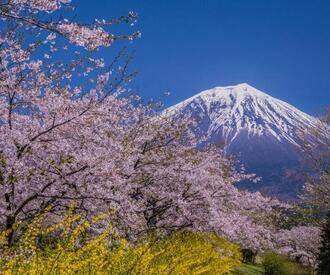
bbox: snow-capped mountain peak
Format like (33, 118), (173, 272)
(166, 83), (318, 147)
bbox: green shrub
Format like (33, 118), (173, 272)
(262, 252), (292, 275)
(318, 211), (330, 275)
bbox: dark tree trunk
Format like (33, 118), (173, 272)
(242, 249), (257, 264)
(5, 215), (15, 246)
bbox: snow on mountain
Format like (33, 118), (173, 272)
(166, 83), (317, 147)
(165, 83), (320, 199)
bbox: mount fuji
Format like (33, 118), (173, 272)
(166, 83), (319, 199)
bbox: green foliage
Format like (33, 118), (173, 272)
(317, 211), (330, 275)
(235, 261), (311, 275)
(0, 212), (242, 274)
(275, 205), (317, 230)
(262, 252), (294, 275)
(262, 252), (312, 275)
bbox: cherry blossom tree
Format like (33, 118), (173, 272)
(299, 107), (330, 221)
(0, 0), (140, 244)
(117, 113), (286, 243)
(276, 226), (321, 267)
(0, 2), (319, 264)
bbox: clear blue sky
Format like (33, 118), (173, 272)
(75, 0), (330, 115)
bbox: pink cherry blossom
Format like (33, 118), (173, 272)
(276, 226), (321, 267)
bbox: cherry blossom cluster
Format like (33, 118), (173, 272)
(276, 226), (321, 267)
(1, 0), (139, 50)
(12, 0), (71, 12)
(57, 22), (113, 50)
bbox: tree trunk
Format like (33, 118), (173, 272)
(5, 215), (15, 246)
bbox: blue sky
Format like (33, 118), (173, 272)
(76, 0), (329, 115)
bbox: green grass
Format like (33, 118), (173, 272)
(286, 262), (312, 275)
(234, 261), (312, 275)
(234, 263), (264, 275)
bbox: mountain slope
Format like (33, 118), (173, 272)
(166, 83), (319, 199)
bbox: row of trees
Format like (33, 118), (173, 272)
(277, 107), (330, 271)
(0, 0), (327, 272)
(0, 0), (282, 244)
(299, 108), (330, 273)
